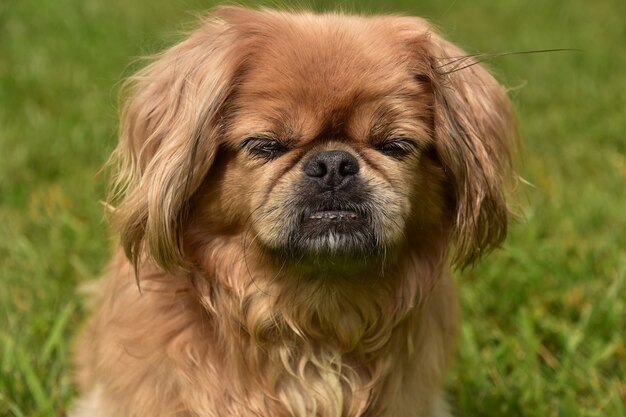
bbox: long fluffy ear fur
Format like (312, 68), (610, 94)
(108, 11), (242, 273)
(429, 33), (517, 268)
(402, 19), (517, 268)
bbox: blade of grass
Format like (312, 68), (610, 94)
(41, 302), (75, 362)
(8, 403), (27, 417)
(14, 348), (46, 409)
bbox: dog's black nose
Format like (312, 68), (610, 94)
(303, 150), (359, 189)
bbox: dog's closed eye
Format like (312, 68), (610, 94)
(241, 135), (291, 160)
(374, 137), (420, 159)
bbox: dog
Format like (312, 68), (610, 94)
(71, 6), (516, 417)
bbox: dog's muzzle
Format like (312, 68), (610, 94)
(287, 150), (376, 253)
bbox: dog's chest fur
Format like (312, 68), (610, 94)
(73, 243), (455, 417)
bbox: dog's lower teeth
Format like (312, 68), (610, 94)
(309, 211), (357, 221)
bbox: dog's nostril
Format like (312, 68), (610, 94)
(305, 159), (328, 178)
(339, 159), (358, 176)
(303, 150), (359, 187)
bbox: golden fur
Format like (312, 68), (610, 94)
(72, 7), (516, 417)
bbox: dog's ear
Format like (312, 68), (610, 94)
(109, 11), (243, 273)
(402, 19), (517, 267)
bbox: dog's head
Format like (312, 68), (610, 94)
(111, 7), (515, 278)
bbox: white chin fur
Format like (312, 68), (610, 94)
(305, 232), (365, 253)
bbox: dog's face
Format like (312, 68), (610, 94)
(111, 8), (515, 276)
(216, 26), (441, 258)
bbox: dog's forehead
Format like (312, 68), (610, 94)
(230, 17), (422, 140)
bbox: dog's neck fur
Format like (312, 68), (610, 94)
(183, 235), (450, 416)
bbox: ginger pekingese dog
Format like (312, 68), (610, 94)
(71, 6), (516, 417)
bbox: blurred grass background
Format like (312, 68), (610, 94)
(1, 0), (624, 415)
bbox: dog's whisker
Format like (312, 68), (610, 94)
(436, 48), (579, 75)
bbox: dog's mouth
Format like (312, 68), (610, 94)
(306, 209), (360, 223)
(301, 204), (367, 229)
(285, 204), (375, 254)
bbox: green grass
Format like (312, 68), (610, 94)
(1, 0), (624, 415)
